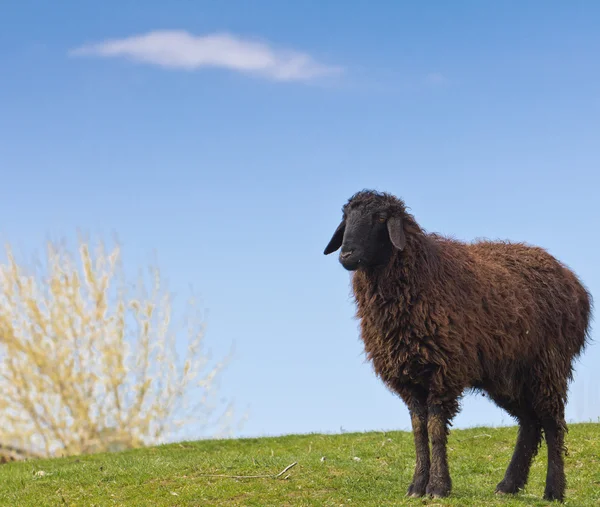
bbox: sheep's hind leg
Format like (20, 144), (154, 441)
(402, 389), (429, 497)
(487, 391), (543, 495)
(425, 396), (459, 498)
(542, 415), (567, 502)
(495, 415), (542, 495)
(535, 376), (568, 502)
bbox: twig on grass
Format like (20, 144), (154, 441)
(197, 461), (298, 479)
(456, 433), (493, 442)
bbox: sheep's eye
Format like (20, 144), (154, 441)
(377, 215), (387, 223)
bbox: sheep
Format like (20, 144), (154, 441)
(323, 189), (592, 502)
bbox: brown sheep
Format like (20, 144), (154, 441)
(323, 189), (592, 502)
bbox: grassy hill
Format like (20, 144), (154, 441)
(1, 423), (598, 506)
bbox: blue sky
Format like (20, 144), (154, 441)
(1, 1), (599, 440)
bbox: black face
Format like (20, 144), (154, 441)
(323, 206), (406, 271)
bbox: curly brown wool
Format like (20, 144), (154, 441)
(324, 189), (592, 502)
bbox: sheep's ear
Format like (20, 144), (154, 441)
(323, 220), (345, 255)
(387, 216), (406, 251)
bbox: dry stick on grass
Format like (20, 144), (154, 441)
(197, 461), (298, 479)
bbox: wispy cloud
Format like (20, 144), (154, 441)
(69, 30), (342, 83)
(424, 72), (449, 87)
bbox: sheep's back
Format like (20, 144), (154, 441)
(465, 240), (591, 361)
(351, 237), (591, 392)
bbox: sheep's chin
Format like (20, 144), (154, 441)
(340, 258), (362, 271)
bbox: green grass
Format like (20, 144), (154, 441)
(1, 423), (599, 506)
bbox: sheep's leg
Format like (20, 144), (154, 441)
(403, 390), (429, 497)
(542, 416), (567, 502)
(490, 392), (542, 494)
(495, 416), (542, 494)
(425, 397), (458, 498)
(535, 376), (568, 502)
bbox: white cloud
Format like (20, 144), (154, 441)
(69, 30), (342, 82)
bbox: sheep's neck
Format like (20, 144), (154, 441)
(351, 233), (443, 338)
(350, 234), (443, 384)
(352, 233), (440, 308)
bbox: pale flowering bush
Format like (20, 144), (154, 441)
(0, 238), (235, 458)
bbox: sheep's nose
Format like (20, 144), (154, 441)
(340, 249), (354, 260)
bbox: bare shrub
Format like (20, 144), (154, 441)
(0, 238), (234, 458)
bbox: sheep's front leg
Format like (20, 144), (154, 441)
(426, 397), (459, 498)
(404, 390), (429, 497)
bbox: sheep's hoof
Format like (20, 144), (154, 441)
(495, 479), (521, 495)
(425, 481), (451, 498)
(406, 480), (427, 497)
(543, 488), (565, 503)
